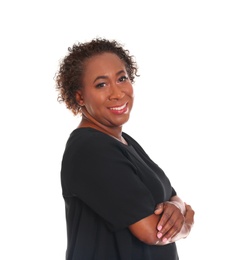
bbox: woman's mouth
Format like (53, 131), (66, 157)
(109, 103), (128, 114)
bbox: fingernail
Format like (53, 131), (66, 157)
(162, 237), (167, 243)
(158, 225), (162, 231)
(157, 232), (162, 239)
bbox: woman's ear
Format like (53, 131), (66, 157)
(75, 90), (85, 106)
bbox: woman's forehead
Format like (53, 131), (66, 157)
(84, 53), (126, 76)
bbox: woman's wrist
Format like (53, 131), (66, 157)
(166, 200), (186, 215)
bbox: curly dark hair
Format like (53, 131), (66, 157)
(55, 38), (139, 115)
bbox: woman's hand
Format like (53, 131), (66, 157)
(128, 196), (194, 246)
(154, 201), (185, 244)
(154, 200), (195, 245)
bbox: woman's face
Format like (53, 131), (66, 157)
(79, 52), (134, 128)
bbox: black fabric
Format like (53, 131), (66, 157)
(61, 127), (179, 260)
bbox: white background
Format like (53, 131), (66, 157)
(1, 1), (241, 259)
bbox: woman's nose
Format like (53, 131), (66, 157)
(109, 83), (124, 100)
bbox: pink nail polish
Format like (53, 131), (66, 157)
(158, 225), (162, 231)
(157, 233), (162, 239)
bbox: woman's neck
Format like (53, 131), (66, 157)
(78, 117), (127, 144)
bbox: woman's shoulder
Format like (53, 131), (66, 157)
(62, 128), (134, 162)
(70, 127), (103, 139)
(67, 127), (110, 146)
(122, 132), (143, 149)
(65, 127), (127, 153)
(122, 132), (151, 158)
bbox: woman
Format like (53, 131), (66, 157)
(55, 38), (194, 260)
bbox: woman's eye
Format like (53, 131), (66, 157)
(96, 82), (106, 88)
(119, 76), (129, 82)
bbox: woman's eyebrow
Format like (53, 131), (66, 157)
(93, 70), (126, 83)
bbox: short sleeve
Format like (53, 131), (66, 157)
(61, 133), (156, 232)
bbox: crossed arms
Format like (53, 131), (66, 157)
(129, 195), (195, 245)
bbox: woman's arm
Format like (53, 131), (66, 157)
(154, 196), (195, 244)
(128, 201), (184, 245)
(129, 196), (194, 245)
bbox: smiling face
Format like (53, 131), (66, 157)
(76, 52), (134, 133)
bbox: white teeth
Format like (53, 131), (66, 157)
(110, 103), (126, 111)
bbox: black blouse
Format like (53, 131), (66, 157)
(61, 128), (179, 260)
